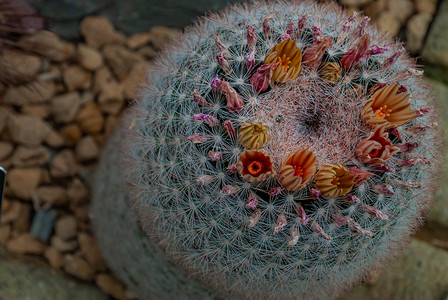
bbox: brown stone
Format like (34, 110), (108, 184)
(77, 44), (104, 71)
(55, 215), (78, 241)
(0, 50), (42, 83)
(21, 104), (50, 119)
(50, 149), (79, 178)
(63, 255), (95, 281)
(59, 124), (82, 146)
(75, 135), (100, 162)
(35, 186), (67, 206)
(388, 0), (414, 25)
(44, 246), (64, 269)
(93, 66), (114, 95)
(0, 225), (11, 244)
(104, 115), (119, 138)
(51, 92), (82, 123)
(415, 0), (437, 15)
(80, 91), (95, 106)
(19, 30), (74, 62)
(103, 44), (144, 81)
(137, 46), (157, 59)
(67, 178), (89, 204)
(406, 13), (433, 53)
(339, 0), (373, 7)
(364, 0), (388, 19)
(78, 232), (107, 271)
(80, 16), (124, 49)
(0, 107), (8, 133)
(4, 80), (55, 106)
(8, 115), (52, 146)
(95, 274), (126, 299)
(147, 26), (181, 50)
(6, 168), (41, 200)
(6, 233), (45, 254)
(63, 65), (91, 91)
(127, 32), (151, 49)
(0, 142), (13, 161)
(72, 204), (90, 222)
(45, 130), (65, 148)
(122, 62), (150, 99)
(11, 203), (31, 232)
(76, 102), (104, 134)
(1, 200), (24, 224)
(98, 80), (124, 115)
(12, 146), (50, 167)
(51, 235), (78, 253)
(376, 11), (401, 37)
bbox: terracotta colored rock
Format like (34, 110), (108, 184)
(51, 235), (78, 253)
(63, 255), (95, 281)
(96, 273), (126, 299)
(0, 107), (8, 133)
(63, 66), (91, 91)
(6, 233), (45, 254)
(103, 44), (144, 81)
(21, 104), (50, 119)
(415, 0), (437, 15)
(93, 66), (114, 95)
(45, 130), (65, 148)
(11, 203), (31, 232)
(98, 80), (124, 115)
(19, 30), (74, 62)
(1, 200), (24, 224)
(6, 168), (41, 200)
(77, 44), (104, 71)
(44, 246), (64, 269)
(51, 92), (82, 123)
(127, 32), (151, 49)
(55, 215), (78, 240)
(7, 115), (52, 146)
(388, 0), (414, 25)
(50, 149), (79, 178)
(12, 146), (50, 167)
(80, 16), (124, 48)
(36, 186), (68, 206)
(59, 124), (82, 146)
(76, 135), (100, 162)
(76, 102), (104, 134)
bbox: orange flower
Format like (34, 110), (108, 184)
(264, 39), (302, 83)
(315, 163), (355, 198)
(356, 126), (399, 165)
(237, 150), (274, 183)
(362, 84), (416, 129)
(278, 149), (317, 191)
(238, 122), (270, 149)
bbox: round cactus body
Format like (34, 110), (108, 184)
(93, 1), (441, 299)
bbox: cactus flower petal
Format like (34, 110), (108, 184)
(237, 150), (274, 183)
(356, 126), (399, 165)
(278, 149), (317, 191)
(264, 39), (302, 83)
(315, 163), (355, 198)
(238, 122), (270, 149)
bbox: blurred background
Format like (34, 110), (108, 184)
(0, 0), (447, 299)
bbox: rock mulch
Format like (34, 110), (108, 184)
(0, 15), (179, 300)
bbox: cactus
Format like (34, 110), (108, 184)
(92, 1), (442, 299)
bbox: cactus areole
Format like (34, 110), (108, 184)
(96, 1), (441, 299)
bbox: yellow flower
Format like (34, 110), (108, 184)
(238, 122), (270, 149)
(278, 149), (316, 191)
(362, 84), (416, 129)
(237, 150), (274, 183)
(320, 62), (342, 84)
(315, 163), (355, 198)
(264, 39), (302, 83)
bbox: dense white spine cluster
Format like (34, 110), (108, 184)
(114, 1), (441, 299)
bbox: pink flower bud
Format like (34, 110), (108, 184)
(262, 17), (272, 38)
(372, 164), (395, 173)
(220, 81), (244, 111)
(416, 106), (434, 117)
(302, 36), (333, 68)
(355, 16), (370, 37)
(374, 183), (395, 195)
(311, 222), (332, 240)
(344, 194), (360, 204)
(227, 163), (238, 174)
(214, 36), (228, 56)
(393, 180), (422, 190)
(410, 122), (438, 133)
(312, 25), (323, 43)
(366, 44), (388, 56)
(400, 157), (432, 167)
(246, 25), (257, 49)
(341, 34), (370, 70)
(349, 167), (373, 187)
(192, 90), (208, 106)
(246, 193), (258, 210)
(286, 22), (295, 40)
(281, 32), (291, 41)
(343, 12), (358, 34)
(187, 133), (205, 143)
(249, 209), (262, 228)
(208, 151), (223, 161)
(222, 185), (239, 195)
(268, 187), (283, 196)
(297, 15), (307, 34)
(361, 204), (389, 221)
(245, 48), (256, 70)
(310, 188), (321, 200)
(287, 227), (300, 246)
(383, 47), (404, 69)
(223, 120), (236, 137)
(196, 175), (214, 185)
(399, 142), (419, 153)
(348, 220), (373, 237)
(295, 203), (309, 225)
(210, 75), (222, 92)
(333, 214), (349, 226)
(216, 52), (232, 74)
(274, 211), (287, 234)
(193, 114), (219, 126)
(250, 62), (278, 92)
